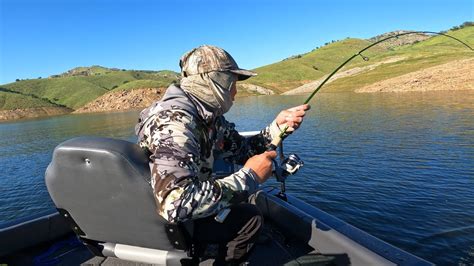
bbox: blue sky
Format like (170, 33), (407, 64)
(0, 0), (472, 84)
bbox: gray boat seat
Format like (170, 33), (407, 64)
(45, 137), (188, 259)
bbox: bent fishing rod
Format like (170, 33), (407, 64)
(267, 30), (474, 151)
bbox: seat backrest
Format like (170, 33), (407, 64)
(45, 137), (175, 251)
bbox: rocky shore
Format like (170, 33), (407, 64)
(0, 107), (73, 121)
(0, 88), (164, 122)
(74, 88), (164, 113)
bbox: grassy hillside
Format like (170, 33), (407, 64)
(56, 65), (116, 77)
(245, 26), (473, 94)
(406, 26), (474, 51)
(244, 38), (386, 93)
(0, 90), (58, 110)
(320, 26), (474, 93)
(113, 79), (174, 91)
(1, 68), (178, 110)
(4, 77), (109, 109)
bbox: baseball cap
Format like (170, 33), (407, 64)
(179, 45), (257, 81)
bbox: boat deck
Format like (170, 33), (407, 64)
(2, 220), (342, 266)
(1, 189), (433, 265)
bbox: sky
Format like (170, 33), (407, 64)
(0, 0), (472, 84)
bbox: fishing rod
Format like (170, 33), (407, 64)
(268, 30), (473, 201)
(268, 30), (474, 151)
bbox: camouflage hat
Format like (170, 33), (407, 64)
(179, 45), (257, 81)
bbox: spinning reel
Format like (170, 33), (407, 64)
(272, 143), (304, 201)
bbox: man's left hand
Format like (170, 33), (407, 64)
(275, 104), (310, 132)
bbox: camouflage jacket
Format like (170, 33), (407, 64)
(135, 85), (283, 223)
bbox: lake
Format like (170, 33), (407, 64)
(0, 91), (473, 264)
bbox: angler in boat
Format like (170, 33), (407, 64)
(134, 45), (309, 264)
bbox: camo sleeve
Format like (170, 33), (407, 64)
(138, 107), (265, 223)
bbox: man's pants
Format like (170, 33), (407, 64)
(193, 203), (263, 263)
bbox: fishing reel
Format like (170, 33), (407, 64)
(272, 143), (304, 201)
(273, 153), (304, 182)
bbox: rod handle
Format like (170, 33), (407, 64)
(267, 134), (282, 151)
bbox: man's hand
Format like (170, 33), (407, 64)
(244, 151), (277, 184)
(275, 104), (310, 132)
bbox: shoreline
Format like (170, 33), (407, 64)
(2, 69), (473, 123)
(2, 89), (473, 123)
(0, 107), (73, 122)
(0, 88), (165, 123)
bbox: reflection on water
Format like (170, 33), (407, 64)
(1, 91), (473, 264)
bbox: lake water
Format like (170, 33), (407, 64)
(0, 91), (473, 264)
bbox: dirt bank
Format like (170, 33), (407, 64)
(0, 107), (73, 122)
(283, 57), (406, 95)
(356, 58), (474, 93)
(1, 88), (165, 121)
(74, 88), (165, 113)
(239, 83), (275, 95)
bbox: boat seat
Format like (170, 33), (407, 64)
(45, 137), (189, 262)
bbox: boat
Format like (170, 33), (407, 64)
(0, 135), (433, 265)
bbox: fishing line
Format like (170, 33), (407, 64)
(268, 30), (474, 151)
(416, 225), (474, 245)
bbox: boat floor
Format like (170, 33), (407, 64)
(86, 224), (343, 265)
(2, 220), (345, 265)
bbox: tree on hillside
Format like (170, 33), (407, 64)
(452, 22), (473, 31)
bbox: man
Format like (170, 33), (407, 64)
(135, 45), (309, 264)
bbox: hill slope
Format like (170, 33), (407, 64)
(243, 38), (386, 93)
(244, 26), (474, 94)
(318, 26), (474, 93)
(1, 67), (178, 111)
(74, 88), (165, 113)
(0, 87), (59, 110)
(355, 58), (473, 93)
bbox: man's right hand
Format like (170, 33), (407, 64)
(244, 151), (277, 184)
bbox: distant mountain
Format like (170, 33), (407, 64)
(51, 65), (122, 78)
(241, 25), (473, 94)
(0, 67), (179, 111)
(367, 30), (430, 49)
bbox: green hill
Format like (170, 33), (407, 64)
(244, 38), (386, 93)
(53, 65), (119, 77)
(244, 25), (474, 94)
(113, 79), (175, 91)
(1, 67), (178, 110)
(0, 88), (59, 110)
(319, 26), (474, 93)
